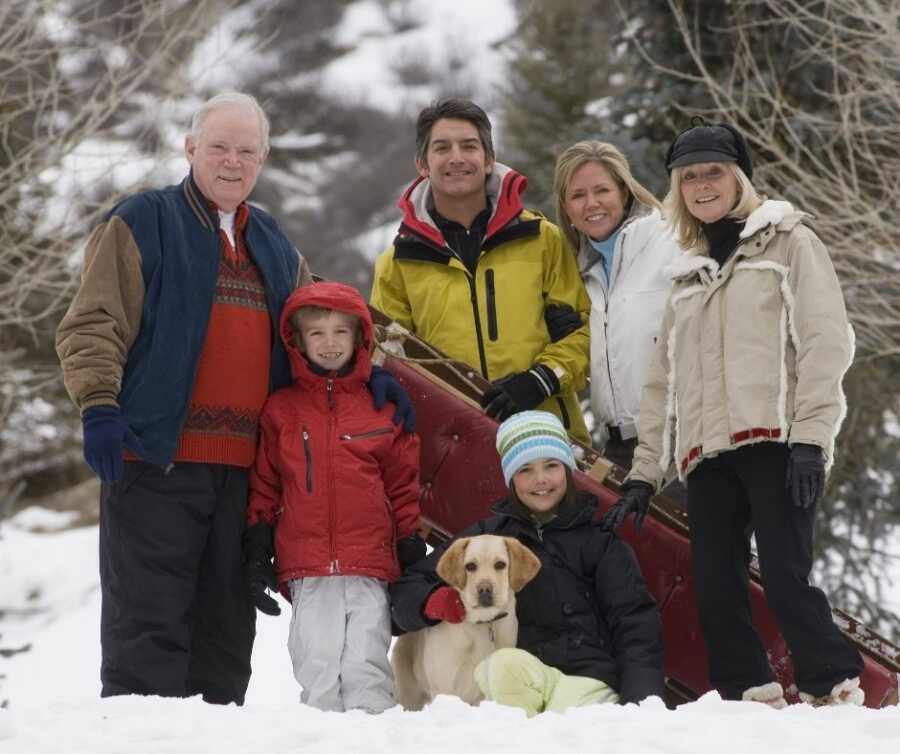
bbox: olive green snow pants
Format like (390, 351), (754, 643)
(474, 648), (619, 717)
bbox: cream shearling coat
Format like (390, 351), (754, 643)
(628, 200), (854, 488)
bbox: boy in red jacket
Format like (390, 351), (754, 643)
(244, 281), (424, 712)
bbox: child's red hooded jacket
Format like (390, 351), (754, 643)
(247, 281), (420, 583)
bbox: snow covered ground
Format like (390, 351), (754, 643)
(2, 507), (899, 754)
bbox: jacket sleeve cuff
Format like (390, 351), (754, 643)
(618, 667), (666, 705)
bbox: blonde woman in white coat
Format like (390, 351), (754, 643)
(604, 120), (864, 708)
(550, 141), (679, 471)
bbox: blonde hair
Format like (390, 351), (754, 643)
(663, 163), (763, 251)
(553, 141), (662, 251)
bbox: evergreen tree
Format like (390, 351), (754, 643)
(500, 0), (630, 214)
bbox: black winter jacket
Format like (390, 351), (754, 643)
(389, 492), (665, 704)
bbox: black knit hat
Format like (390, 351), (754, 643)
(665, 117), (753, 179)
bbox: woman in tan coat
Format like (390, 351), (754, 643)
(603, 119), (865, 708)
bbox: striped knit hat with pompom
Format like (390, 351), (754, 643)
(496, 410), (576, 486)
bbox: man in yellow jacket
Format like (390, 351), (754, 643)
(371, 98), (591, 443)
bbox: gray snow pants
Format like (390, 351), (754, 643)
(288, 575), (394, 712)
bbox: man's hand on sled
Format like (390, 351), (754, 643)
(480, 365), (560, 421)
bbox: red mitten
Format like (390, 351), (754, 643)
(423, 586), (466, 624)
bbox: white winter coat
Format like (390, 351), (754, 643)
(577, 210), (680, 446)
(628, 200), (854, 488)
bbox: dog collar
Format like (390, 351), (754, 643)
(475, 611), (509, 625)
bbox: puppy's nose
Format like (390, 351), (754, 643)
(477, 581), (494, 607)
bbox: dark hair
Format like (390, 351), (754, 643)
(508, 466), (578, 511)
(415, 98), (495, 166)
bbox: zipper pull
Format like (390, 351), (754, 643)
(327, 379), (335, 410)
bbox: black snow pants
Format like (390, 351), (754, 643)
(99, 461), (256, 705)
(686, 442), (863, 700)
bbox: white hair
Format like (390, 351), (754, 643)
(190, 92), (270, 157)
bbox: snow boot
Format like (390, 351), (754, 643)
(799, 676), (865, 707)
(741, 681), (787, 709)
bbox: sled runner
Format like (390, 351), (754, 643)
(371, 309), (900, 709)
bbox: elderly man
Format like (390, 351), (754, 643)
(56, 92), (411, 705)
(371, 98), (591, 443)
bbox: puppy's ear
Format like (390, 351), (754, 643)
(436, 537), (470, 590)
(504, 537), (542, 592)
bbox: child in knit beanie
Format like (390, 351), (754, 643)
(390, 410), (665, 717)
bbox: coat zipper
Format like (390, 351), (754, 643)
(466, 273), (490, 378)
(485, 268), (498, 341)
(340, 427), (393, 441)
(603, 298), (620, 421)
(302, 427), (313, 493)
(327, 378), (338, 574)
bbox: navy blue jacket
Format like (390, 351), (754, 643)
(113, 175), (300, 465)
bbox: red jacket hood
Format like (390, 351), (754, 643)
(279, 282), (375, 386)
(396, 162), (528, 247)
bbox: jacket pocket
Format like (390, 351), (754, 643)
(485, 268), (498, 341)
(302, 426), (313, 493)
(339, 427), (393, 441)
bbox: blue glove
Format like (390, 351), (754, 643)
(368, 365), (415, 433)
(82, 405), (143, 484)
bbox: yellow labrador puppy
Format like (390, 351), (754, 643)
(392, 534), (541, 709)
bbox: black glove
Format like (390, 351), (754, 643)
(368, 365), (416, 433)
(786, 443), (825, 509)
(243, 522), (281, 616)
(600, 480), (654, 534)
(480, 365), (560, 421)
(397, 532), (427, 569)
(545, 304), (582, 342)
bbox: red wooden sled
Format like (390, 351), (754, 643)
(373, 312), (900, 708)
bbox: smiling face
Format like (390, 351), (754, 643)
(679, 161), (738, 224)
(185, 104), (265, 212)
(416, 117), (494, 209)
(564, 161), (628, 241)
(293, 310), (358, 372)
(511, 458), (568, 516)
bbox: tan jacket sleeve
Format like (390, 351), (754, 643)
(784, 225), (853, 461)
(55, 216), (145, 411)
(297, 253), (314, 287)
(627, 297), (674, 491)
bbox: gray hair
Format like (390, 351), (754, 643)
(190, 92), (270, 157)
